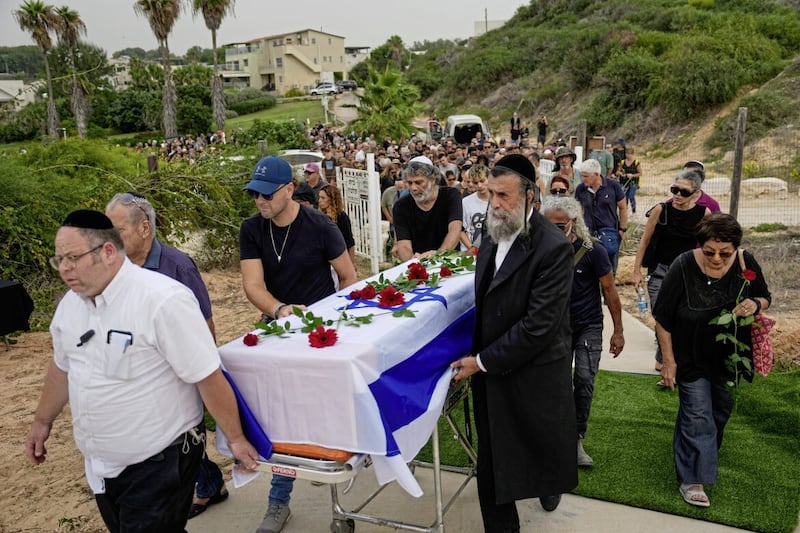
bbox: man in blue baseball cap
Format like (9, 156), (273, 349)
(239, 156), (357, 533)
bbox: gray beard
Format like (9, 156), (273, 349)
(486, 202), (525, 242)
(411, 181), (435, 203)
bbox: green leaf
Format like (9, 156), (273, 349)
(392, 308), (416, 318)
(293, 307), (305, 318)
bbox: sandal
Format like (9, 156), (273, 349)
(679, 484), (710, 508)
(188, 486), (229, 519)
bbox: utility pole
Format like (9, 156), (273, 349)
(485, 8), (488, 35)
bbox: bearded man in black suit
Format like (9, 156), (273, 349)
(452, 154), (578, 532)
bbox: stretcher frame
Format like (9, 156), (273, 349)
(253, 378), (476, 533)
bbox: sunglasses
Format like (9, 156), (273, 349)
(701, 248), (734, 259)
(550, 188), (568, 195)
(554, 222), (569, 230)
(248, 183), (287, 201)
(670, 185), (695, 197)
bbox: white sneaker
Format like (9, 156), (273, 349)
(577, 439), (594, 467)
(256, 503), (291, 533)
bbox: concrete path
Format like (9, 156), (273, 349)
(187, 309), (775, 532)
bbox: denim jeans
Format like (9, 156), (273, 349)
(625, 182), (639, 212)
(269, 474), (295, 505)
(572, 323), (603, 438)
(674, 377), (734, 485)
(647, 263), (668, 364)
(195, 453), (225, 499)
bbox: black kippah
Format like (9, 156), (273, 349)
(62, 209), (114, 230)
(493, 154), (536, 183)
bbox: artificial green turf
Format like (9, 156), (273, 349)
(420, 370), (800, 533)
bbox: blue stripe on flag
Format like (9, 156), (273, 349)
(222, 369), (274, 459)
(368, 308), (475, 456)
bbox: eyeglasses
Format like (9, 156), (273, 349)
(248, 184), (287, 201)
(554, 222), (569, 230)
(670, 185), (695, 197)
(701, 248), (734, 259)
(49, 244), (103, 270)
(303, 170), (315, 174)
(550, 188), (568, 196)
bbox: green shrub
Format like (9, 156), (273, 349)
(706, 91), (791, 149)
(597, 48), (662, 111)
(753, 222), (788, 233)
(229, 96), (276, 115)
(235, 119), (311, 150)
(177, 96), (212, 136)
(284, 88), (304, 98)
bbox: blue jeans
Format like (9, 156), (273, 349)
(674, 377), (734, 485)
(572, 323), (603, 438)
(269, 475), (295, 505)
(625, 182), (639, 212)
(195, 453), (225, 499)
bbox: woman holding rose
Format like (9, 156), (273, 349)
(652, 213), (771, 508)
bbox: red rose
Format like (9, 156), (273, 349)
(360, 284), (377, 299)
(408, 262), (429, 282)
(243, 333), (260, 346)
(308, 325), (338, 348)
(440, 266), (453, 277)
(378, 286), (406, 308)
(470, 247), (479, 256)
(349, 289), (363, 300)
(742, 269), (757, 282)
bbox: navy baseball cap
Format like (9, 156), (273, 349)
(244, 156), (293, 196)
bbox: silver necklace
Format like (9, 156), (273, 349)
(269, 220), (291, 262)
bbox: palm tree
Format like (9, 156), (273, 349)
(192, 0), (235, 133)
(348, 66), (421, 141)
(134, 0), (182, 138)
(53, 6), (87, 138)
(386, 35), (405, 70)
(14, 0), (59, 139)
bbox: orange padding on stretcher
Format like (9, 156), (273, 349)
(271, 442), (353, 462)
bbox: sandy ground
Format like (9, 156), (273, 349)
(3, 261), (798, 532)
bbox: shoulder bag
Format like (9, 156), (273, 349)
(738, 249), (775, 376)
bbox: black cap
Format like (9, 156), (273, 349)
(62, 209), (114, 230)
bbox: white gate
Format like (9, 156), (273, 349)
(339, 153), (382, 275)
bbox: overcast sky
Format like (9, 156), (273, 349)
(2, 0), (528, 56)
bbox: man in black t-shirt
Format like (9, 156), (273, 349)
(238, 156), (357, 533)
(392, 155), (463, 261)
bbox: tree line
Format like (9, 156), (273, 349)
(11, 0), (236, 140)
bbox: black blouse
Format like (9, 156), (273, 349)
(653, 250), (771, 383)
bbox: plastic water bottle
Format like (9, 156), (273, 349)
(637, 285), (647, 313)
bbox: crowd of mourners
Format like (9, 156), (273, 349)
(27, 112), (771, 533)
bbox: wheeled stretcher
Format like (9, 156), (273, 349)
(250, 377), (476, 533)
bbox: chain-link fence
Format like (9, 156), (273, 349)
(616, 111), (800, 229)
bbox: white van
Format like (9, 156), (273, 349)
(444, 114), (491, 145)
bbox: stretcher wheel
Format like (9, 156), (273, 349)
(330, 518), (355, 532)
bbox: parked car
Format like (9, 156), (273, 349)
(310, 82), (339, 96)
(336, 79), (358, 91)
(444, 114), (491, 145)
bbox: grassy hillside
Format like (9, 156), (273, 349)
(409, 0), (800, 144)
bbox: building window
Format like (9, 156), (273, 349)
(328, 38), (332, 44)
(314, 57), (318, 64)
(311, 37), (316, 44)
(243, 59), (248, 67)
(340, 56), (343, 63)
(276, 57), (283, 67)
(286, 38), (292, 44)
(279, 76), (283, 83)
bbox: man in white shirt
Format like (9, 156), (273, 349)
(25, 210), (259, 532)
